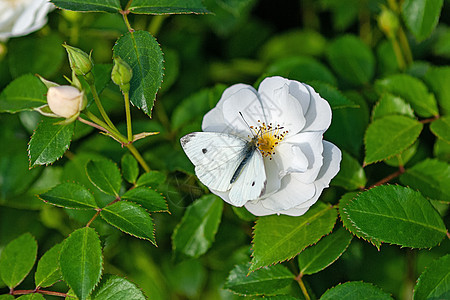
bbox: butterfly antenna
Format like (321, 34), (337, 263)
(239, 112), (257, 137)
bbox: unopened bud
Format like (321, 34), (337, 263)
(63, 44), (93, 77)
(47, 85), (86, 118)
(378, 7), (399, 39)
(111, 56), (132, 93)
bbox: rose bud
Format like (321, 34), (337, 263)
(47, 85), (86, 118)
(63, 44), (93, 77)
(111, 56), (133, 93)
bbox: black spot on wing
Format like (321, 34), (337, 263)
(180, 133), (196, 147)
(251, 181), (255, 186)
(259, 180), (267, 197)
(202, 148), (207, 154)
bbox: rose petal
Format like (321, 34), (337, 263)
(273, 142), (308, 176)
(301, 83), (332, 132)
(261, 157), (281, 196)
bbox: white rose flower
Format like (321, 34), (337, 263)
(194, 76), (341, 216)
(47, 85), (85, 119)
(0, 0), (54, 41)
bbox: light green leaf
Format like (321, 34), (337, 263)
(50, 0), (121, 12)
(331, 151), (366, 190)
(298, 227), (353, 275)
(86, 159), (122, 196)
(402, 0), (444, 42)
(121, 186), (168, 212)
(100, 200), (156, 244)
(326, 35), (375, 85)
(400, 158), (450, 202)
(320, 281), (393, 300)
(16, 294), (45, 300)
(0, 295), (15, 300)
(384, 141), (418, 167)
(308, 82), (358, 110)
(113, 31), (164, 117)
(423, 66), (450, 114)
(92, 275), (146, 300)
(372, 94), (414, 121)
(0, 74), (47, 113)
(172, 195), (223, 258)
(250, 202), (337, 271)
(38, 182), (98, 209)
(0, 233), (37, 288)
(60, 227), (103, 300)
(121, 153), (139, 184)
(129, 0), (209, 14)
(413, 254), (450, 300)
(340, 185), (446, 248)
(35, 243), (62, 288)
(430, 116), (450, 143)
(375, 74), (439, 117)
(135, 170), (167, 187)
(224, 263), (294, 296)
(364, 115), (423, 165)
(28, 117), (75, 168)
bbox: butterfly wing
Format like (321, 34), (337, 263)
(228, 149), (267, 206)
(180, 132), (247, 192)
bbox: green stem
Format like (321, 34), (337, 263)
(295, 274), (311, 300)
(148, 15), (167, 36)
(123, 91), (133, 142)
(122, 12), (133, 32)
(89, 83), (118, 132)
(398, 26), (413, 65)
(85, 111), (123, 140)
(126, 143), (150, 172)
(390, 36), (406, 70)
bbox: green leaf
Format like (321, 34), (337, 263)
(92, 275), (146, 300)
(50, 0), (121, 12)
(121, 154), (139, 184)
(423, 66), (450, 114)
(0, 295), (15, 300)
(113, 31), (164, 117)
(375, 74), (439, 117)
(331, 151), (366, 190)
(298, 227), (353, 275)
(172, 195), (223, 258)
(135, 171), (167, 187)
(28, 117), (75, 168)
(372, 94), (415, 121)
(121, 186), (168, 212)
(0, 233), (37, 288)
(430, 116), (450, 143)
(100, 200), (156, 244)
(16, 294), (46, 300)
(224, 263), (294, 296)
(413, 254), (450, 300)
(384, 141), (419, 167)
(250, 202), (337, 271)
(8, 33), (64, 78)
(364, 115), (423, 165)
(128, 0), (209, 14)
(86, 159), (122, 196)
(0, 74), (47, 113)
(38, 182), (98, 209)
(434, 137), (450, 163)
(35, 243), (62, 288)
(340, 185), (446, 248)
(401, 0), (444, 42)
(60, 227), (103, 300)
(400, 158), (450, 202)
(320, 281), (393, 300)
(308, 82), (358, 110)
(326, 35), (375, 86)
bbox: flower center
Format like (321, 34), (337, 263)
(250, 120), (288, 158)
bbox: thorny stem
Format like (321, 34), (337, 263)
(11, 289), (72, 298)
(89, 83), (118, 132)
(86, 210), (101, 227)
(124, 91), (133, 142)
(420, 115), (439, 124)
(295, 273), (311, 300)
(368, 167), (405, 189)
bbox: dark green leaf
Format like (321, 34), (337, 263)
(28, 117), (75, 168)
(129, 0), (209, 14)
(86, 159), (122, 196)
(414, 254), (450, 300)
(16, 294), (45, 300)
(92, 275), (146, 300)
(135, 170), (167, 187)
(375, 74), (439, 117)
(0, 295), (15, 300)
(172, 194), (223, 258)
(320, 281), (393, 300)
(384, 141), (418, 167)
(60, 227), (103, 300)
(250, 202), (337, 271)
(35, 243), (62, 288)
(331, 151), (366, 190)
(0, 74), (47, 113)
(364, 115), (423, 165)
(298, 227), (353, 275)
(0, 233), (37, 288)
(340, 185), (446, 248)
(402, 0), (444, 42)
(326, 35), (375, 85)
(224, 263), (294, 296)
(121, 153), (139, 184)
(430, 116), (450, 143)
(100, 200), (155, 244)
(38, 182), (97, 209)
(372, 94), (414, 121)
(434, 137), (450, 163)
(308, 82), (358, 110)
(121, 186), (168, 212)
(423, 66), (450, 114)
(50, 0), (121, 12)
(113, 31), (164, 117)
(400, 158), (450, 202)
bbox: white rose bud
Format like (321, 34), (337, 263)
(47, 86), (86, 118)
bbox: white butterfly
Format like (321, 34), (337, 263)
(180, 131), (267, 207)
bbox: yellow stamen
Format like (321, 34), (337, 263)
(250, 120), (287, 159)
